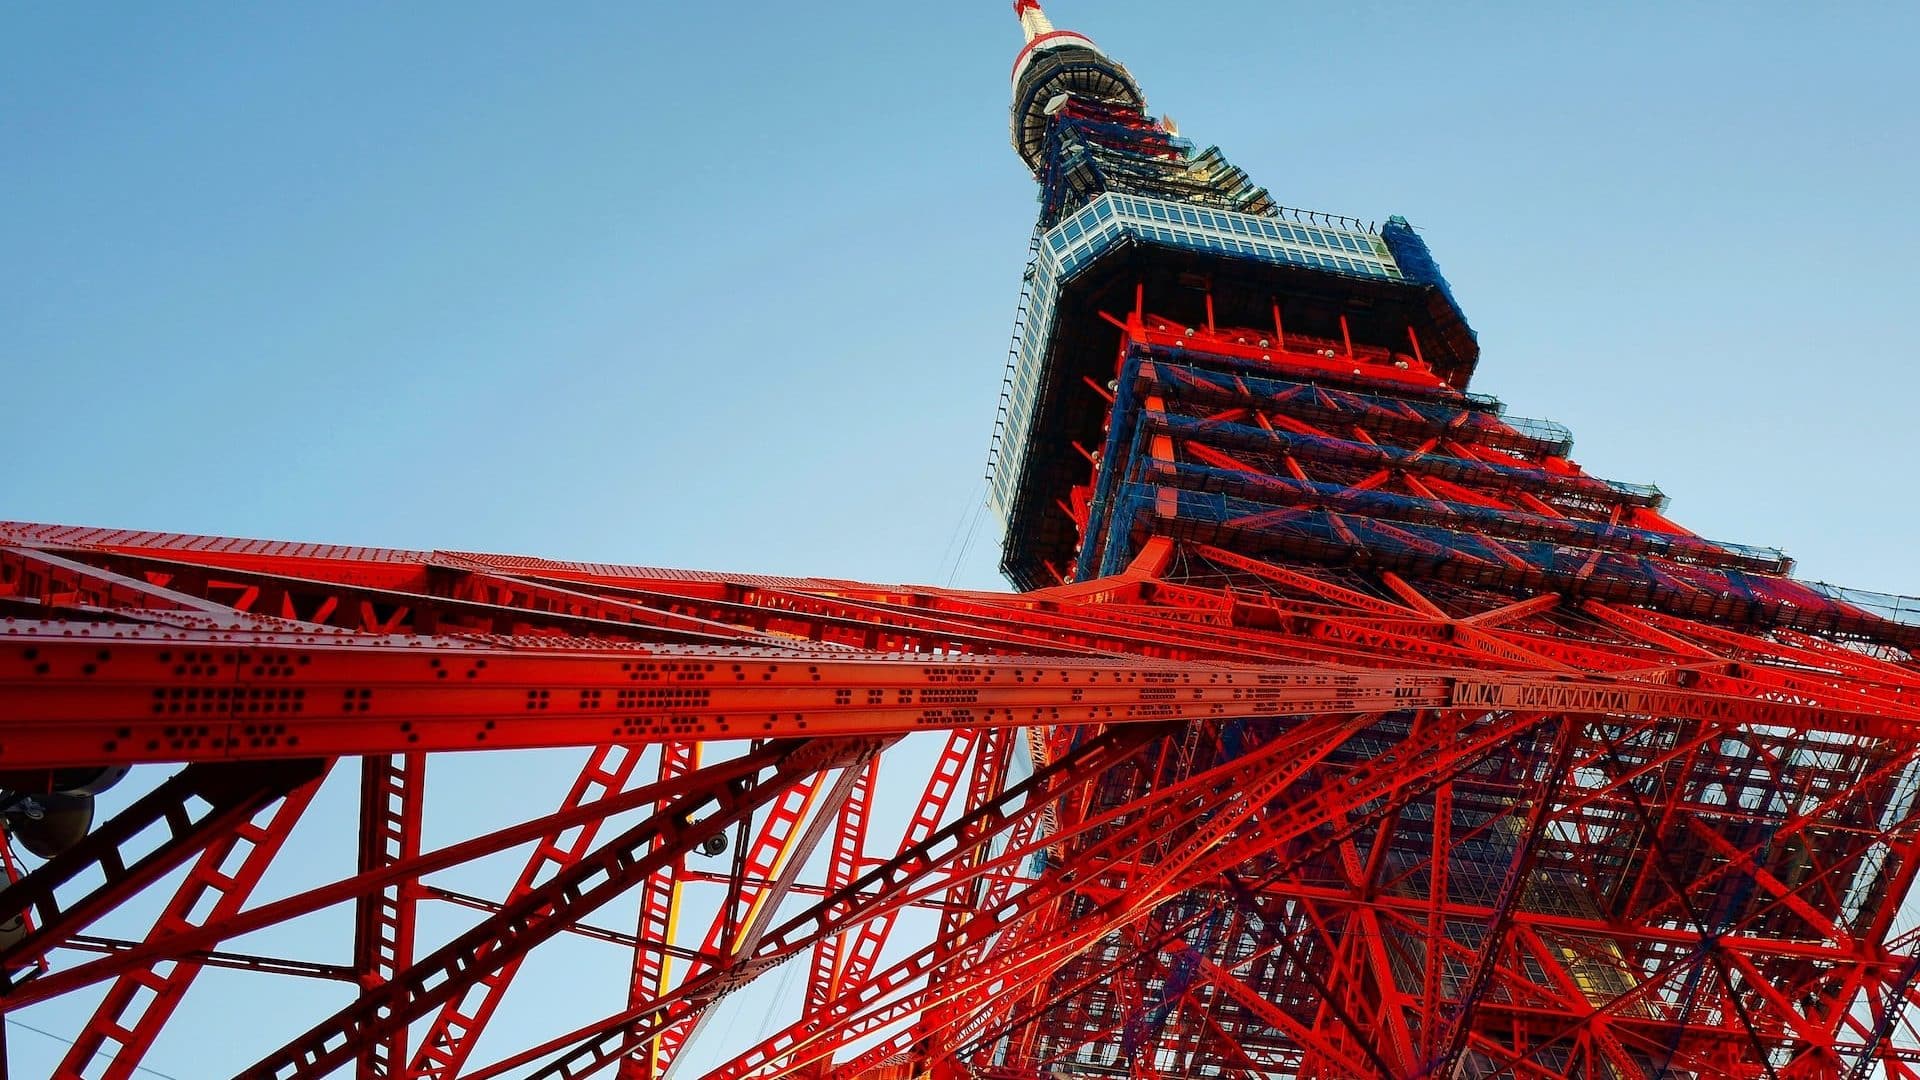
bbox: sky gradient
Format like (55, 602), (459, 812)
(4, 2), (1919, 1074)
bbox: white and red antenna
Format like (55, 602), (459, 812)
(1013, 0), (1056, 42)
(1009, 0), (1107, 88)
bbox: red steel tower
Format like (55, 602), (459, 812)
(6, 3), (1920, 1077)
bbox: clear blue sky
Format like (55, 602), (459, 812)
(4, 2), (1919, 1075)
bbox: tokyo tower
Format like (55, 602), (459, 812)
(7, 3), (1920, 1077)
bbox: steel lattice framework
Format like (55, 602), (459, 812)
(7, 3), (1920, 1078)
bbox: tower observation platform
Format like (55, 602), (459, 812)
(7, 3), (1920, 1079)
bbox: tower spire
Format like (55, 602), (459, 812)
(1013, 0), (1054, 42)
(1007, 0), (1142, 170)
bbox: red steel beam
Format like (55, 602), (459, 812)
(0, 758), (326, 973)
(353, 752), (423, 1079)
(53, 766), (330, 1080)
(235, 737), (875, 1079)
(0, 747), (790, 1013)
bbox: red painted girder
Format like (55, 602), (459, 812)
(10, 620), (1920, 771)
(235, 737), (874, 1079)
(21, 548), (1437, 672)
(802, 752), (879, 1016)
(13, 545), (799, 648)
(0, 746), (788, 1013)
(17, 524), (1920, 696)
(0, 758), (326, 974)
(417, 885), (648, 948)
(353, 752), (424, 1080)
(1422, 780), (1453, 1059)
(924, 708), (1552, 1074)
(650, 761), (842, 1071)
(615, 740), (699, 1080)
(53, 765), (329, 1080)
(6, 524), (1322, 661)
(823, 729), (979, 1002)
(1373, 892), (1864, 1073)
(1067, 875), (1911, 969)
(657, 584), (1180, 657)
(708, 715), (1400, 1080)
(405, 742), (649, 1079)
(8, 519), (1920, 1075)
(1185, 988), (1291, 1076)
(916, 923), (1224, 1078)
(13, 520), (1294, 662)
(1179, 943), (1384, 1079)
(0, 545), (301, 626)
(50, 934), (357, 982)
(455, 725), (1173, 1080)
(1509, 925), (1641, 1076)
(1276, 898), (1410, 1074)
(938, 716), (1368, 1019)
(1432, 716), (1579, 1077)
(917, 727), (1016, 1040)
(999, 930), (1167, 1078)
(443, 571), (824, 648)
(699, 841), (1206, 1078)
(0, 521), (844, 594)
(0, 622), (1466, 767)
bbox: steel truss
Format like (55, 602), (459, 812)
(1, 516), (1919, 1078)
(6, 8), (1920, 1077)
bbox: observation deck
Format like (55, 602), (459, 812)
(990, 187), (1479, 589)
